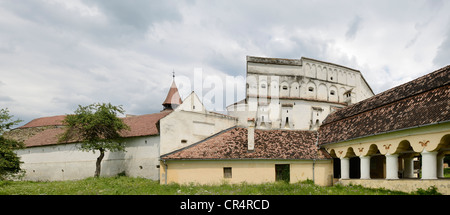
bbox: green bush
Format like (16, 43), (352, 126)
(413, 186), (442, 195)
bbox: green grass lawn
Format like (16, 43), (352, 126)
(0, 176), (426, 195)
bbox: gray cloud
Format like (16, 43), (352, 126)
(0, 0), (449, 125)
(345, 16), (363, 40)
(433, 28), (450, 68)
(84, 0), (182, 30)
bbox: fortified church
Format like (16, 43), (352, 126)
(6, 56), (450, 194)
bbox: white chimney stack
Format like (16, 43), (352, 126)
(247, 118), (255, 151)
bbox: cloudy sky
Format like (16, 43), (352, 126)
(1, 0), (449, 126)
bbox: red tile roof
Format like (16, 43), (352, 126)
(162, 80), (182, 106)
(20, 115), (66, 128)
(120, 111), (172, 138)
(319, 65), (450, 145)
(161, 127), (331, 160)
(24, 128), (66, 147)
(17, 111), (172, 147)
(322, 65), (450, 125)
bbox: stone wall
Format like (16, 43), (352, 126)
(338, 179), (450, 195)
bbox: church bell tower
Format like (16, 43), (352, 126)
(162, 72), (182, 111)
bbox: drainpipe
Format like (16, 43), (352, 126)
(312, 159), (315, 184)
(247, 118), (255, 151)
(312, 131), (319, 184)
(162, 160), (168, 185)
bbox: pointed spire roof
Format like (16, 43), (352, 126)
(162, 77), (182, 110)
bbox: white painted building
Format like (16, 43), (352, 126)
(227, 56), (374, 130)
(159, 92), (237, 156)
(8, 78), (238, 181)
(16, 135), (161, 181)
(10, 112), (169, 181)
(8, 56), (375, 183)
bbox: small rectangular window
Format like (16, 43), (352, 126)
(275, 164), (290, 182)
(223, 167), (232, 178)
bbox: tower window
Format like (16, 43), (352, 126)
(330, 90), (335, 95)
(308, 87), (314, 92)
(282, 86), (288, 90)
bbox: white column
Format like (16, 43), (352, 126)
(403, 157), (414, 178)
(421, 150), (437, 179)
(386, 153), (399, 179)
(360, 155), (371, 179)
(340, 157), (350, 179)
(437, 154), (444, 178)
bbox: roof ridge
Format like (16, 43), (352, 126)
(19, 115), (67, 128)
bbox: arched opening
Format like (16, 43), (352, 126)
(328, 149), (341, 179)
(370, 155), (386, 179)
(346, 148), (360, 179)
(350, 157), (361, 179)
(329, 86), (338, 102)
(367, 144), (385, 179)
(333, 157), (341, 179)
(306, 82), (316, 99)
(438, 134), (450, 178)
(395, 140), (420, 179)
(280, 82), (289, 97)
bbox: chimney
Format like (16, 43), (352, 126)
(247, 118), (255, 151)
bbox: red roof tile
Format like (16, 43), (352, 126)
(319, 65), (450, 145)
(162, 80), (182, 106)
(120, 111), (172, 138)
(20, 115), (66, 128)
(24, 128), (66, 147)
(18, 111), (172, 147)
(323, 65), (450, 125)
(161, 127), (331, 160)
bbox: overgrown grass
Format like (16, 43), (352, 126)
(0, 176), (419, 195)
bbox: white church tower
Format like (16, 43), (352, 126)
(227, 56), (374, 130)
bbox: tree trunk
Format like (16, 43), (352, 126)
(94, 148), (105, 177)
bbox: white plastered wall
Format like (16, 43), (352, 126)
(16, 135), (160, 181)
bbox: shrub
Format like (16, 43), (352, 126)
(413, 186), (442, 195)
